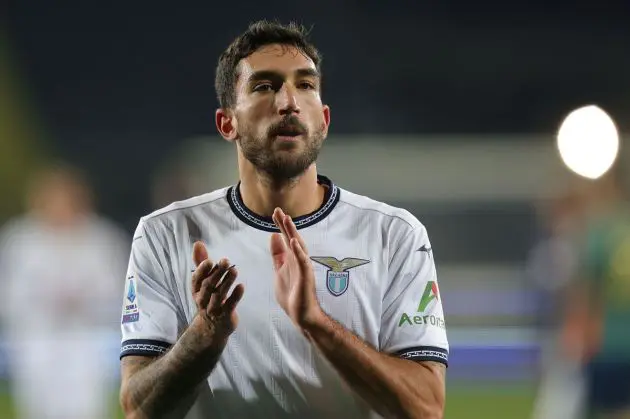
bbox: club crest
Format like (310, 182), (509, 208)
(310, 256), (370, 296)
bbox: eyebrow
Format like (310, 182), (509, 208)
(247, 68), (320, 83)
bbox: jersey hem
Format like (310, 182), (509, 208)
(395, 345), (449, 367)
(120, 339), (172, 359)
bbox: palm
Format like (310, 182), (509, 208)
(270, 208), (321, 327)
(273, 243), (308, 320)
(204, 292), (240, 331)
(190, 241), (244, 337)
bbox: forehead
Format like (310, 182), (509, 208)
(238, 44), (317, 78)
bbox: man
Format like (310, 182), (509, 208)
(562, 166), (630, 419)
(0, 164), (129, 419)
(528, 189), (587, 419)
(119, 20), (448, 419)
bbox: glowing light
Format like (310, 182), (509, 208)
(557, 105), (619, 179)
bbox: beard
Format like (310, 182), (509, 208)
(237, 115), (326, 182)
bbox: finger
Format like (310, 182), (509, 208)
(192, 259), (215, 294)
(197, 264), (220, 308)
(272, 210), (289, 242)
(209, 265), (237, 309)
(269, 233), (287, 271)
(273, 207), (285, 223)
(223, 283), (245, 313)
(197, 259), (230, 308)
(290, 237), (310, 269)
(192, 241), (209, 266)
(283, 215), (308, 253)
(272, 208), (291, 247)
(191, 242), (213, 293)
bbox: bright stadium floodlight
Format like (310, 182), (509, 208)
(556, 105), (620, 180)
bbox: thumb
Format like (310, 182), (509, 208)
(269, 233), (286, 271)
(192, 241), (209, 266)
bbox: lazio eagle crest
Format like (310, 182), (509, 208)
(310, 256), (370, 296)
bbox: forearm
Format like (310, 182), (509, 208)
(562, 284), (603, 361)
(120, 321), (227, 418)
(303, 312), (445, 419)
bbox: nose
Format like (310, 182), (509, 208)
(276, 84), (300, 115)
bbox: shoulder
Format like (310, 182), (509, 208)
(336, 187), (431, 252)
(86, 215), (132, 246)
(143, 187), (230, 222)
(581, 210), (630, 259)
(137, 187), (230, 236)
(336, 186), (435, 266)
(0, 215), (38, 245)
(338, 187), (426, 235)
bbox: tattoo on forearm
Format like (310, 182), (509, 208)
(122, 328), (225, 418)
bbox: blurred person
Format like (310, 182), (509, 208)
(528, 188), (588, 419)
(119, 20), (448, 419)
(0, 163), (130, 419)
(562, 163), (630, 419)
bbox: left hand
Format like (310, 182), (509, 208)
(270, 207), (323, 329)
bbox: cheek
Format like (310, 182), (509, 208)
(236, 107), (261, 129)
(306, 109), (326, 130)
(302, 96), (326, 123)
(241, 98), (273, 120)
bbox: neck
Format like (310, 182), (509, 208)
(238, 161), (325, 219)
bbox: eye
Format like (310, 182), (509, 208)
(253, 83), (274, 92)
(298, 81), (316, 90)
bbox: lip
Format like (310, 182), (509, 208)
(274, 134), (303, 142)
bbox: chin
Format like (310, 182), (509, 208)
(273, 140), (304, 152)
(262, 159), (313, 181)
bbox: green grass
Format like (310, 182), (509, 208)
(0, 391), (14, 418)
(445, 384), (535, 419)
(0, 387), (124, 419)
(0, 383), (535, 419)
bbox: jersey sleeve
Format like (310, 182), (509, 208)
(379, 224), (449, 366)
(120, 218), (183, 359)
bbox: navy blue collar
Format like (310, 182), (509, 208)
(227, 175), (340, 232)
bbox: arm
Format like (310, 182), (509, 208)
(270, 209), (448, 419)
(561, 226), (606, 362)
(561, 282), (601, 362)
(303, 311), (445, 419)
(120, 316), (227, 419)
(119, 220), (243, 419)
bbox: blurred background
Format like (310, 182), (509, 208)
(2, 2), (630, 418)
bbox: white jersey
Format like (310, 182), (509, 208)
(0, 214), (130, 338)
(0, 214), (130, 419)
(120, 176), (448, 419)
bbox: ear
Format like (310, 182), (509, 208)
(322, 104), (331, 135)
(216, 108), (238, 142)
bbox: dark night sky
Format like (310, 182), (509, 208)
(4, 1), (630, 226)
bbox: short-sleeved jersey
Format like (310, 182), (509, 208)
(0, 215), (130, 337)
(120, 175), (448, 418)
(581, 207), (630, 362)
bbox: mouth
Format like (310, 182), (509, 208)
(273, 129), (305, 141)
(273, 135), (302, 146)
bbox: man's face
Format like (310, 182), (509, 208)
(231, 44), (330, 181)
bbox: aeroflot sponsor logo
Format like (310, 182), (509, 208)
(398, 313), (446, 329)
(397, 281), (445, 329)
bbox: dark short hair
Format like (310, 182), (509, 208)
(215, 20), (322, 109)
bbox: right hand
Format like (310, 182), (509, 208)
(191, 241), (245, 343)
